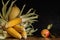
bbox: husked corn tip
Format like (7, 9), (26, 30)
(9, 5), (20, 20)
(6, 27), (22, 39)
(13, 25), (27, 39)
(5, 18), (22, 28)
(21, 31), (27, 39)
(13, 25), (25, 32)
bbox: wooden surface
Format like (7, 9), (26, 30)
(1, 37), (60, 40)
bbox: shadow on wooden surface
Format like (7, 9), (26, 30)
(1, 37), (60, 40)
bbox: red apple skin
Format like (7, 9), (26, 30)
(41, 29), (50, 38)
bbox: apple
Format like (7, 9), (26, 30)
(41, 29), (50, 38)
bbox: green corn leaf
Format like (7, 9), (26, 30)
(20, 4), (26, 16)
(27, 33), (33, 36)
(29, 29), (37, 34)
(0, 18), (7, 23)
(26, 28), (31, 32)
(20, 13), (36, 18)
(28, 15), (38, 19)
(2, 0), (10, 18)
(26, 8), (33, 14)
(27, 28), (38, 36)
(5, 0), (16, 21)
(0, 12), (3, 19)
(28, 20), (38, 23)
(25, 10), (36, 17)
(0, 18), (2, 22)
(0, 29), (3, 34)
(2, 0), (4, 6)
(21, 15), (38, 23)
(50, 33), (56, 38)
(0, 31), (7, 39)
(20, 10), (36, 18)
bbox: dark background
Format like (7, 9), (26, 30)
(0, 0), (60, 37)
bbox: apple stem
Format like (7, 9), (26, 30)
(47, 24), (53, 30)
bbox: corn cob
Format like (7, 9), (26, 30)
(21, 31), (27, 39)
(9, 5), (20, 20)
(13, 25), (25, 33)
(5, 18), (22, 28)
(6, 27), (22, 39)
(13, 25), (27, 39)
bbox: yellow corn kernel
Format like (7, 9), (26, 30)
(9, 5), (20, 20)
(6, 27), (22, 39)
(21, 31), (27, 39)
(13, 25), (25, 32)
(13, 25), (27, 39)
(5, 18), (22, 28)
